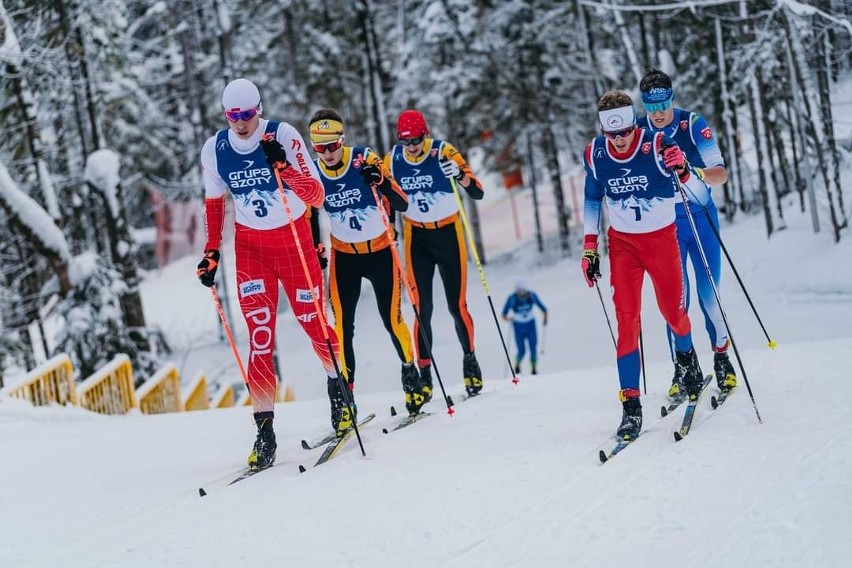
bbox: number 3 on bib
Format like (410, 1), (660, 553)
(252, 200), (269, 218)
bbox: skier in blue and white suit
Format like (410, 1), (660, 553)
(639, 68), (736, 396)
(501, 280), (548, 375)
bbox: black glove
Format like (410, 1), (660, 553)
(581, 249), (601, 288)
(260, 137), (289, 170)
(316, 243), (328, 270)
(360, 164), (384, 188)
(196, 250), (220, 287)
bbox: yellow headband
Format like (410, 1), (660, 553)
(309, 118), (345, 143)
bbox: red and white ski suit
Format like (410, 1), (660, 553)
(200, 119), (340, 413)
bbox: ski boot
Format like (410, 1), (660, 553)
(616, 395), (642, 440)
(513, 360), (522, 375)
(401, 363), (426, 415)
(419, 365), (433, 404)
(667, 358), (687, 399)
(463, 352), (483, 396)
(531, 361), (538, 375)
(676, 347), (705, 401)
(327, 377), (355, 437)
(247, 411), (277, 471)
(714, 351), (737, 392)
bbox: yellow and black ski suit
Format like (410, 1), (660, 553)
(384, 139), (484, 366)
(314, 146), (413, 387)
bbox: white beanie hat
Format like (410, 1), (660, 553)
(222, 78), (261, 111)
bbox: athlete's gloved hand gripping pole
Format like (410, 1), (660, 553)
(262, 134), (367, 455)
(448, 175), (519, 386)
(196, 254), (251, 389)
(362, 163), (456, 415)
(663, 140), (762, 423)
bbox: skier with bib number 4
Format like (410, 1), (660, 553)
(307, 108), (428, 417)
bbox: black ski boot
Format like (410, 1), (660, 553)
(513, 360), (521, 374)
(463, 352), (483, 396)
(401, 363), (426, 415)
(247, 411), (277, 471)
(419, 365), (433, 403)
(667, 359), (687, 399)
(713, 351), (737, 392)
(676, 347), (705, 400)
(616, 397), (642, 440)
(327, 377), (355, 437)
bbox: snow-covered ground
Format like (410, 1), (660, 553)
(2, 191), (851, 567)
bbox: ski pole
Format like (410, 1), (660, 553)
(366, 182), (455, 415)
(540, 320), (547, 356)
(666, 150), (762, 423)
(699, 204), (776, 349)
(503, 322), (513, 379)
(594, 280), (617, 351)
(639, 326), (647, 395)
(449, 177), (519, 385)
(209, 286), (249, 386)
(269, 159), (366, 454)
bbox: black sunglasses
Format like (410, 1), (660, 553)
(399, 135), (425, 147)
(603, 126), (636, 140)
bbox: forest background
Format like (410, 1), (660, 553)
(1, 0), (850, 387)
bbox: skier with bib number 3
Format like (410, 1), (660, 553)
(196, 78), (344, 471)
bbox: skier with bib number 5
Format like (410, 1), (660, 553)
(384, 109), (486, 399)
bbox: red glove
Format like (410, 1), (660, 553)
(662, 145), (689, 181)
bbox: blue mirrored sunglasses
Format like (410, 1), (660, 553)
(643, 98), (673, 113)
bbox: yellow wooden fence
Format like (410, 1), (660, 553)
(1, 353), (295, 416)
(3, 354), (77, 407)
(77, 354), (137, 415)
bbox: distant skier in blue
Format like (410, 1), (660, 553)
(640, 68), (736, 397)
(501, 280), (548, 374)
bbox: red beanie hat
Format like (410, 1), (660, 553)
(397, 109), (429, 139)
